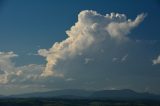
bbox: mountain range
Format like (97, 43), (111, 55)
(2, 89), (160, 101)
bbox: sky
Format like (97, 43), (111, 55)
(0, 0), (160, 95)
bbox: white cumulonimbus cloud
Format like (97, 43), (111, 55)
(0, 10), (150, 94)
(38, 10), (146, 77)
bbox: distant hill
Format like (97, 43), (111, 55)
(8, 89), (160, 100)
(90, 89), (160, 100)
(10, 89), (93, 98)
(0, 95), (4, 98)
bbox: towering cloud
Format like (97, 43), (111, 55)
(38, 10), (146, 77)
(1, 10), (153, 94)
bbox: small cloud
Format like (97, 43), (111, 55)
(152, 55), (160, 65)
(112, 57), (119, 62)
(38, 49), (49, 57)
(84, 58), (94, 64)
(112, 54), (128, 63)
(121, 54), (128, 62)
(27, 52), (37, 56)
(66, 78), (75, 82)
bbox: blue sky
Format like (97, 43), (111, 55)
(0, 0), (160, 95)
(0, 0), (159, 62)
